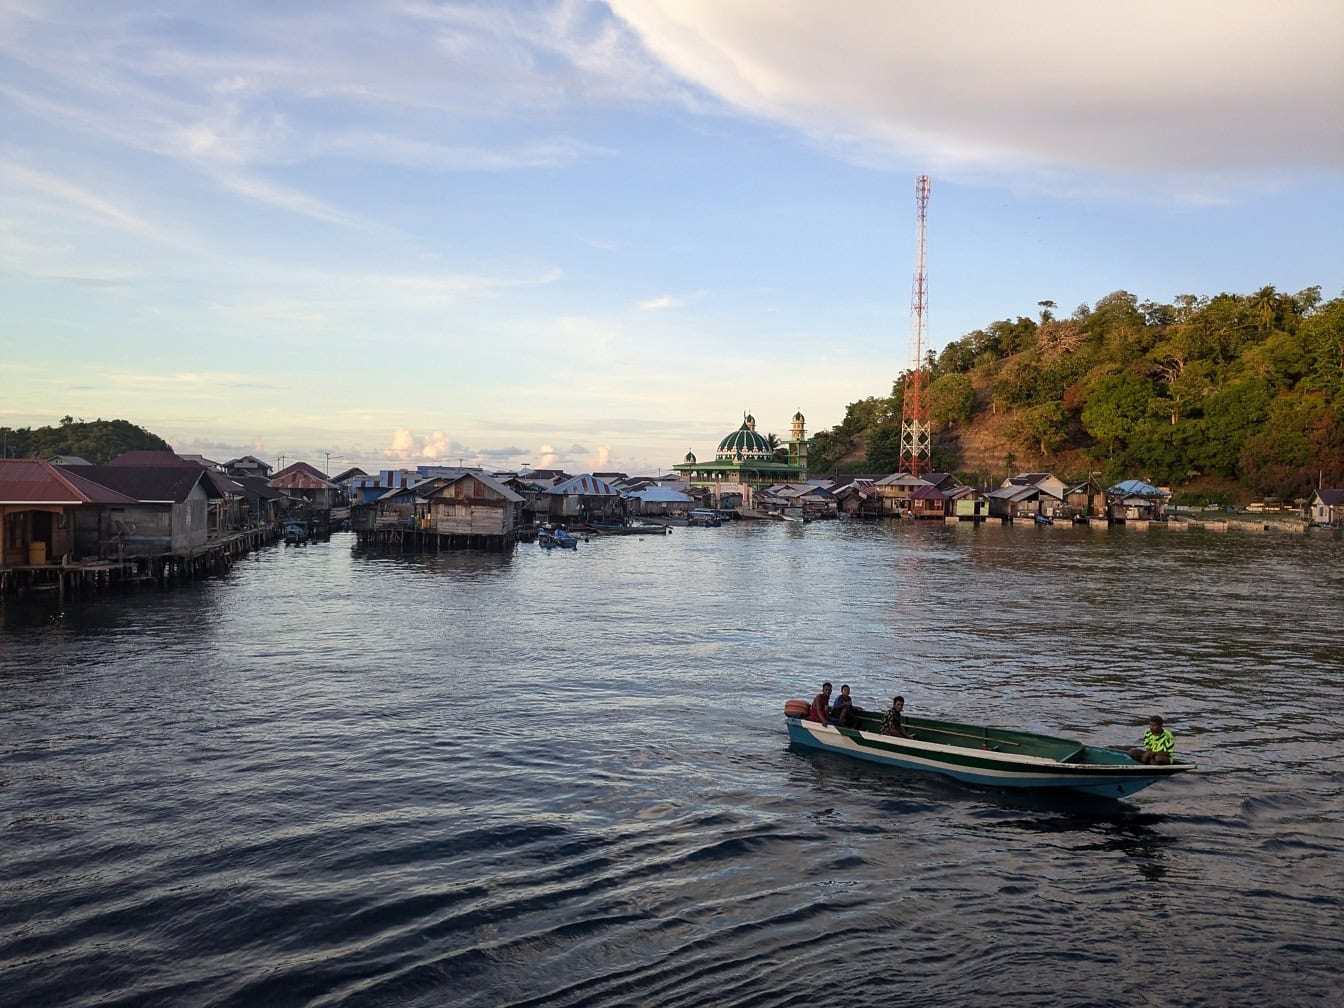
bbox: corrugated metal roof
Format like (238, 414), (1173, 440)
(874, 473), (932, 488)
(64, 464), (212, 503)
(548, 474), (621, 496)
(630, 487), (692, 503)
(0, 459), (135, 504)
(1108, 479), (1168, 497)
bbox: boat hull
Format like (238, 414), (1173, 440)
(785, 718), (1191, 799)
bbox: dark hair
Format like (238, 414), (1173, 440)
(822, 681), (832, 690)
(1149, 715), (1164, 727)
(894, 695), (904, 704)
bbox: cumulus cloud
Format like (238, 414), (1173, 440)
(610, 1), (1344, 178)
(383, 427), (467, 461)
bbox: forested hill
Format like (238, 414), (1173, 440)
(808, 286), (1344, 501)
(1, 417), (173, 464)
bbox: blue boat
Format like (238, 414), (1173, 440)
(784, 705), (1193, 799)
(538, 527), (579, 549)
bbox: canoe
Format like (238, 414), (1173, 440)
(784, 703), (1194, 799)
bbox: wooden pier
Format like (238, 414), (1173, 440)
(0, 525), (281, 601)
(355, 526), (517, 553)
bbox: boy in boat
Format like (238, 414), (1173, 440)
(808, 683), (833, 725)
(1130, 715), (1175, 765)
(830, 684), (859, 728)
(881, 696), (914, 739)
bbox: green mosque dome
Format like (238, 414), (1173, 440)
(716, 417), (772, 460)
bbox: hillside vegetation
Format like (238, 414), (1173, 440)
(1, 417), (173, 464)
(808, 286), (1344, 501)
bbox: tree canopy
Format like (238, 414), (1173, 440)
(0, 417), (173, 464)
(808, 285), (1344, 494)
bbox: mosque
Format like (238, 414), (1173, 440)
(672, 412), (810, 507)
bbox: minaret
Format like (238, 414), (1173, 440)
(789, 410), (808, 479)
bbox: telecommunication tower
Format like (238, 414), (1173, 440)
(900, 176), (933, 477)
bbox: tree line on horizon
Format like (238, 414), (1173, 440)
(808, 285), (1344, 500)
(0, 417), (172, 465)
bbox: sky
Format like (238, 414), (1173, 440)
(2, 1), (1341, 476)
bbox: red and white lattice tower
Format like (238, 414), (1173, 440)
(900, 175), (932, 477)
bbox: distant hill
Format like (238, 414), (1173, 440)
(1, 417), (173, 464)
(806, 285), (1344, 502)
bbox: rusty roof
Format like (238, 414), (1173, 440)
(0, 459), (135, 504)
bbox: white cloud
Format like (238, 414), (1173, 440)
(610, 1), (1344, 179)
(637, 294), (681, 310)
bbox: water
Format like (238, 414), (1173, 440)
(2, 521), (1342, 1007)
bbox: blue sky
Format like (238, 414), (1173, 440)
(3, 1), (1341, 474)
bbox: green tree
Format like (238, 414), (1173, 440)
(1009, 402), (1068, 456)
(1193, 379), (1272, 477)
(1080, 370), (1157, 454)
(927, 373), (975, 428)
(865, 425), (904, 473)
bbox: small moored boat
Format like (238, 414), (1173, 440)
(537, 528), (579, 549)
(784, 703), (1193, 799)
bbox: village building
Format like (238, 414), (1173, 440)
(270, 461), (342, 510)
(1063, 478), (1108, 521)
(421, 472), (523, 543)
(872, 473), (933, 516)
(223, 456), (274, 479)
(947, 485), (989, 521)
(0, 458), (135, 567)
(1106, 479), (1170, 521)
(626, 486), (694, 517)
(542, 474), (624, 523)
(910, 483), (949, 519)
(672, 412), (810, 508)
(68, 461), (225, 556)
(1307, 488), (1344, 527)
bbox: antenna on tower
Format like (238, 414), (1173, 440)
(900, 175), (932, 477)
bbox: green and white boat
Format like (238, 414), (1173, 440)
(785, 705), (1194, 799)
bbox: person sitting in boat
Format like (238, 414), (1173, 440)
(1130, 715), (1175, 765)
(880, 696), (914, 739)
(830, 684), (859, 728)
(808, 683), (833, 725)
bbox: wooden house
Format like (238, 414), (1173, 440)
(947, 485), (989, 521)
(1307, 488), (1344, 527)
(423, 472), (523, 538)
(231, 475), (285, 528)
(0, 459), (135, 567)
(1002, 472), (1069, 500)
(270, 461), (341, 510)
(1062, 478), (1108, 521)
(544, 474), (623, 522)
(987, 482), (1061, 520)
(1106, 479), (1170, 521)
(223, 455), (274, 479)
(872, 473), (933, 516)
(63, 463), (222, 557)
(910, 483), (949, 519)
(627, 486), (693, 517)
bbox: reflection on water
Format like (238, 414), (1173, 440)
(2, 524), (1342, 1007)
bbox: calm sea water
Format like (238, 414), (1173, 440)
(2, 521), (1342, 1007)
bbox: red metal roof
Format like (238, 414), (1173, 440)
(0, 459), (134, 504)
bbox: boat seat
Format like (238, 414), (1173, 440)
(1061, 747), (1088, 764)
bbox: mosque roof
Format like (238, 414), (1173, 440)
(717, 420), (772, 457)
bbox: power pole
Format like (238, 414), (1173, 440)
(900, 175), (932, 477)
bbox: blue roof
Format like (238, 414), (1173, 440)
(548, 474), (621, 496)
(1108, 479), (1169, 497)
